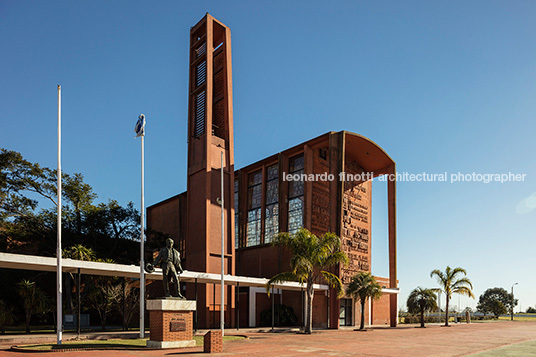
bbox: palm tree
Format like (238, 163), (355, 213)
(407, 287), (437, 328)
(430, 266), (474, 326)
(63, 244), (96, 261)
(266, 228), (348, 334)
(17, 280), (48, 333)
(346, 272), (382, 330)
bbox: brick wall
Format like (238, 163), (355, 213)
(149, 310), (193, 342)
(236, 245), (292, 279)
(371, 276), (392, 325)
(312, 292), (328, 328)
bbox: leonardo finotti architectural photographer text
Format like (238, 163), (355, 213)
(282, 171), (527, 184)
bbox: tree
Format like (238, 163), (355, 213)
(1, 149), (141, 264)
(526, 307), (536, 313)
(84, 200), (140, 263)
(86, 259), (122, 331)
(406, 287), (437, 328)
(0, 149), (57, 219)
(0, 300), (15, 334)
(477, 288), (517, 319)
(266, 228), (348, 334)
(116, 279), (140, 331)
(346, 272), (382, 330)
(63, 173), (97, 235)
(17, 280), (48, 333)
(63, 245), (97, 314)
(430, 266), (474, 327)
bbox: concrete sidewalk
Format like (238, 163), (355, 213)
(1, 321), (536, 356)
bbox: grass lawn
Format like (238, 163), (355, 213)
(18, 335), (245, 351)
(498, 315), (536, 322)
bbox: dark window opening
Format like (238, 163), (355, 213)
(195, 42), (207, 58)
(319, 148), (328, 161)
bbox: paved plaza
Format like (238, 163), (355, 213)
(1, 321), (535, 356)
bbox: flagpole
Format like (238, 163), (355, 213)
(220, 150), (225, 336)
(140, 129), (145, 339)
(56, 84), (63, 345)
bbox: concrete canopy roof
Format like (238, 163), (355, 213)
(0, 252), (399, 294)
(343, 131), (395, 177)
(0, 252), (327, 292)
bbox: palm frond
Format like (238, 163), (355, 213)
(290, 255), (314, 274)
(346, 271), (382, 302)
(453, 286), (475, 298)
(451, 277), (473, 290)
(266, 271), (299, 294)
(430, 266), (474, 301)
(450, 267), (468, 277)
(320, 271), (344, 297)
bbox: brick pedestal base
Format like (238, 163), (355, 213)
(204, 330), (223, 353)
(147, 299), (197, 349)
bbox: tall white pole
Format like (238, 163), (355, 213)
(220, 150), (225, 336)
(56, 85), (62, 345)
(140, 134), (145, 338)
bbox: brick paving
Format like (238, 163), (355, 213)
(1, 321), (535, 356)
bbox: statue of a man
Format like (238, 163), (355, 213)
(150, 238), (185, 298)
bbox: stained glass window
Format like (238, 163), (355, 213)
(246, 170), (262, 246)
(264, 164), (279, 243)
(288, 155), (304, 234)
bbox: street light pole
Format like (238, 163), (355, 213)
(511, 283), (518, 321)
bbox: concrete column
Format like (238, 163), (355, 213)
(368, 297), (372, 326)
(248, 287), (256, 327)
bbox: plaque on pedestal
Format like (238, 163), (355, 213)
(147, 299), (197, 349)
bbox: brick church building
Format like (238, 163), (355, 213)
(147, 14), (398, 330)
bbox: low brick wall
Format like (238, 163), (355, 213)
(204, 330), (222, 353)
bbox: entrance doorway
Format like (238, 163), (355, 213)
(339, 298), (353, 326)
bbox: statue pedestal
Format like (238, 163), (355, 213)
(147, 299), (196, 349)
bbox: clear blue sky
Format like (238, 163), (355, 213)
(2, 1), (535, 312)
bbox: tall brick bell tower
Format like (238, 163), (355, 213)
(185, 14), (235, 328)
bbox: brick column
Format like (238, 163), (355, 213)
(147, 299), (197, 349)
(204, 330), (223, 353)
